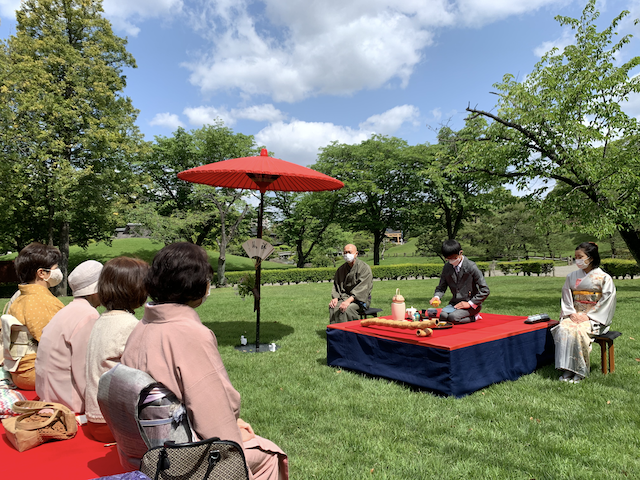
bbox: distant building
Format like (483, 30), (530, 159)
(115, 223), (149, 239)
(385, 229), (403, 244)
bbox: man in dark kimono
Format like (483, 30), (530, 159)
(329, 244), (373, 324)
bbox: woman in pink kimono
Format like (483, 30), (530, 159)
(551, 242), (616, 384)
(121, 243), (288, 480)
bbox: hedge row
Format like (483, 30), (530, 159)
(219, 262), (492, 286)
(495, 260), (555, 276)
(601, 259), (640, 279)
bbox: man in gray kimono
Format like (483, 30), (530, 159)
(329, 244), (373, 324)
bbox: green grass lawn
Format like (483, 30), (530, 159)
(0, 238), (293, 272)
(3, 276), (637, 478)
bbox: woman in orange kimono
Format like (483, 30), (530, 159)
(4, 243), (64, 389)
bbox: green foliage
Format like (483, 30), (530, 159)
(600, 259), (640, 279)
(270, 191), (345, 268)
(411, 120), (507, 245)
(234, 273), (256, 299)
(222, 263), (490, 285)
(131, 121), (260, 285)
(496, 260), (555, 276)
(315, 135), (422, 265)
(467, 0), (640, 263)
(0, 0), (143, 293)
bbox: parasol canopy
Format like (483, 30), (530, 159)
(177, 148), (344, 352)
(177, 148), (344, 193)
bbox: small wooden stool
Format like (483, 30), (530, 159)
(359, 307), (383, 319)
(593, 331), (621, 374)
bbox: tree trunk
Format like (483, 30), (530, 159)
(54, 221), (70, 296)
(296, 240), (305, 268)
(217, 227), (227, 286)
(217, 254), (226, 287)
(373, 230), (384, 265)
(618, 226), (640, 264)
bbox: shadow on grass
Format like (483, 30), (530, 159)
(316, 328), (327, 341)
(201, 320), (294, 347)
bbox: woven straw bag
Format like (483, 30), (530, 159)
(1, 400), (77, 452)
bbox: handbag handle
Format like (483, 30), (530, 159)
(15, 409), (65, 431)
(11, 401), (66, 414)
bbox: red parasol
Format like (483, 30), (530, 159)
(178, 148), (344, 352)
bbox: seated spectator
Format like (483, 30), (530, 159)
(4, 243), (64, 389)
(121, 242), (288, 479)
(36, 260), (103, 413)
(85, 257), (149, 442)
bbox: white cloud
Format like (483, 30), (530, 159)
(102, 0), (183, 36)
(359, 105), (420, 134)
(184, 106), (233, 126)
(149, 112), (185, 130)
(254, 105), (421, 165)
(182, 0), (566, 103)
(183, 104), (286, 126)
(454, 0), (562, 27)
(533, 28), (574, 57)
(0, 0), (20, 18)
(234, 104), (286, 123)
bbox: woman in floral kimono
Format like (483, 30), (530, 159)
(552, 242), (616, 383)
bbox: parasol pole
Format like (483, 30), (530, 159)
(255, 189), (264, 351)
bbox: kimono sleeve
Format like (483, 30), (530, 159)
(177, 331), (244, 447)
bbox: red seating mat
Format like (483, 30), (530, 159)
(1, 390), (125, 480)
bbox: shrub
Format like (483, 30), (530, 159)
(495, 260), (555, 276)
(601, 259), (640, 279)
(218, 262), (492, 286)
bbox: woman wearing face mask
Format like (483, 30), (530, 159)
(551, 242), (616, 384)
(121, 242), (288, 479)
(3, 243), (64, 389)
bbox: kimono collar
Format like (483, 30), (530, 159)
(143, 302), (201, 324)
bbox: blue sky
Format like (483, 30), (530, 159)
(1, 0), (639, 167)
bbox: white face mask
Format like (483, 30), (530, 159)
(575, 258), (590, 270)
(448, 255), (462, 267)
(343, 253), (355, 263)
(44, 268), (63, 287)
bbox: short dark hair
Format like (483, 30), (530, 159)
(441, 239), (462, 258)
(98, 257), (149, 313)
(576, 242), (601, 268)
(14, 242), (62, 284)
(146, 243), (213, 304)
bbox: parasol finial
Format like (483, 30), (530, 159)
(260, 148), (268, 156)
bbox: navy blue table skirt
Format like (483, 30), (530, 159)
(327, 314), (556, 397)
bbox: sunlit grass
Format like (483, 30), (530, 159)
(2, 276), (638, 479)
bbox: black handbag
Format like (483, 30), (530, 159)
(140, 437), (249, 480)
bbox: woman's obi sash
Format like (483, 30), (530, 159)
(571, 290), (602, 314)
(1, 314), (38, 373)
